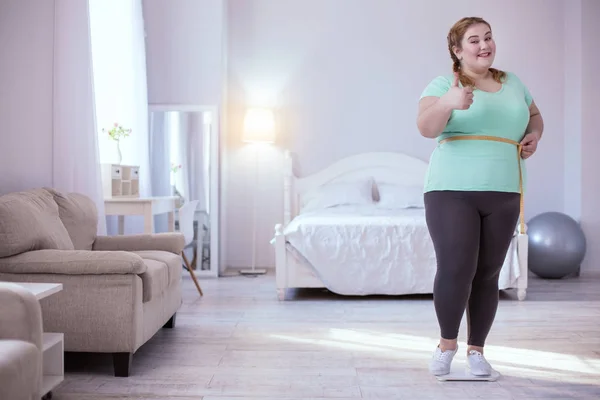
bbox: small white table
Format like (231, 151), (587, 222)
(13, 282), (64, 397)
(15, 282), (62, 300)
(104, 196), (178, 234)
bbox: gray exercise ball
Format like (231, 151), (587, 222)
(527, 212), (586, 279)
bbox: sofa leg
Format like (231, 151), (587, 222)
(163, 313), (176, 329)
(113, 352), (133, 377)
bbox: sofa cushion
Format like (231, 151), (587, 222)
(0, 189), (74, 258)
(139, 259), (169, 303)
(133, 251), (182, 288)
(44, 188), (98, 250)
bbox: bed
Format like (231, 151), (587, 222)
(272, 150), (529, 301)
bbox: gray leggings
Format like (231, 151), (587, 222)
(424, 190), (520, 347)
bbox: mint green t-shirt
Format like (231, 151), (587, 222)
(420, 71), (533, 194)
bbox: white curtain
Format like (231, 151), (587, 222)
(125, 0), (151, 205)
(53, 0), (106, 235)
(89, 0), (151, 234)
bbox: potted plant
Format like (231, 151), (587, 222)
(103, 123), (132, 164)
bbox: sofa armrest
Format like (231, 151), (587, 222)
(0, 250), (146, 275)
(0, 282), (43, 350)
(92, 233), (185, 255)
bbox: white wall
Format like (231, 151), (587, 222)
(143, 0), (226, 105)
(225, 0), (568, 270)
(0, 0), (55, 194)
(563, 0), (582, 220)
(580, 0), (600, 275)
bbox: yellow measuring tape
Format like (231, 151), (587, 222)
(438, 135), (525, 235)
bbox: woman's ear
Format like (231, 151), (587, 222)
(452, 45), (462, 60)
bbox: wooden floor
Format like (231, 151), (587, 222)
(54, 271), (600, 399)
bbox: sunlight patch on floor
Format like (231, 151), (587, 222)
(268, 333), (426, 357)
(492, 363), (600, 385)
(327, 329), (600, 375)
(269, 328), (600, 383)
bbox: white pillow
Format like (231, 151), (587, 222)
(376, 183), (424, 209)
(300, 178), (374, 213)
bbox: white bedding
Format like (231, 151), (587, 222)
(281, 204), (521, 296)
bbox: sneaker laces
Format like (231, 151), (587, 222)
(468, 350), (489, 364)
(435, 347), (455, 362)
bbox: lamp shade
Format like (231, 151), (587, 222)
(242, 108), (276, 143)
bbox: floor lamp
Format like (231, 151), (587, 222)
(240, 107), (276, 275)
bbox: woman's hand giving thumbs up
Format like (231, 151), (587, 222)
(439, 72), (474, 111)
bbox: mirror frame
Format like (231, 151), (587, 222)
(148, 103), (220, 278)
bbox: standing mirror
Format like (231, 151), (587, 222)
(148, 104), (220, 278)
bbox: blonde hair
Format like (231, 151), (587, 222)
(447, 17), (506, 87)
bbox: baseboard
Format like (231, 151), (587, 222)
(579, 269), (600, 278)
(224, 265), (275, 271)
(222, 266), (275, 276)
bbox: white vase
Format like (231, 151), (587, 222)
(116, 140), (122, 164)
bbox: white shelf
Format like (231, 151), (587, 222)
(11, 283), (62, 300)
(13, 283), (65, 394)
(42, 376), (63, 395)
(43, 332), (63, 351)
(42, 332), (64, 393)
(15, 283), (65, 395)
(101, 163), (140, 198)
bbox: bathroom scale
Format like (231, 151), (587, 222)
(436, 363), (500, 382)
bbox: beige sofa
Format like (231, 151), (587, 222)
(0, 188), (185, 377)
(0, 282), (43, 400)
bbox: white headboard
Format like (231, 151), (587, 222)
(283, 150), (429, 225)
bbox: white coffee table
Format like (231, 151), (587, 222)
(13, 282), (64, 397)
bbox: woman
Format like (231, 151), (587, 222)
(417, 16), (544, 376)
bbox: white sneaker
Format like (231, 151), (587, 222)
(467, 350), (493, 376)
(429, 345), (457, 375)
